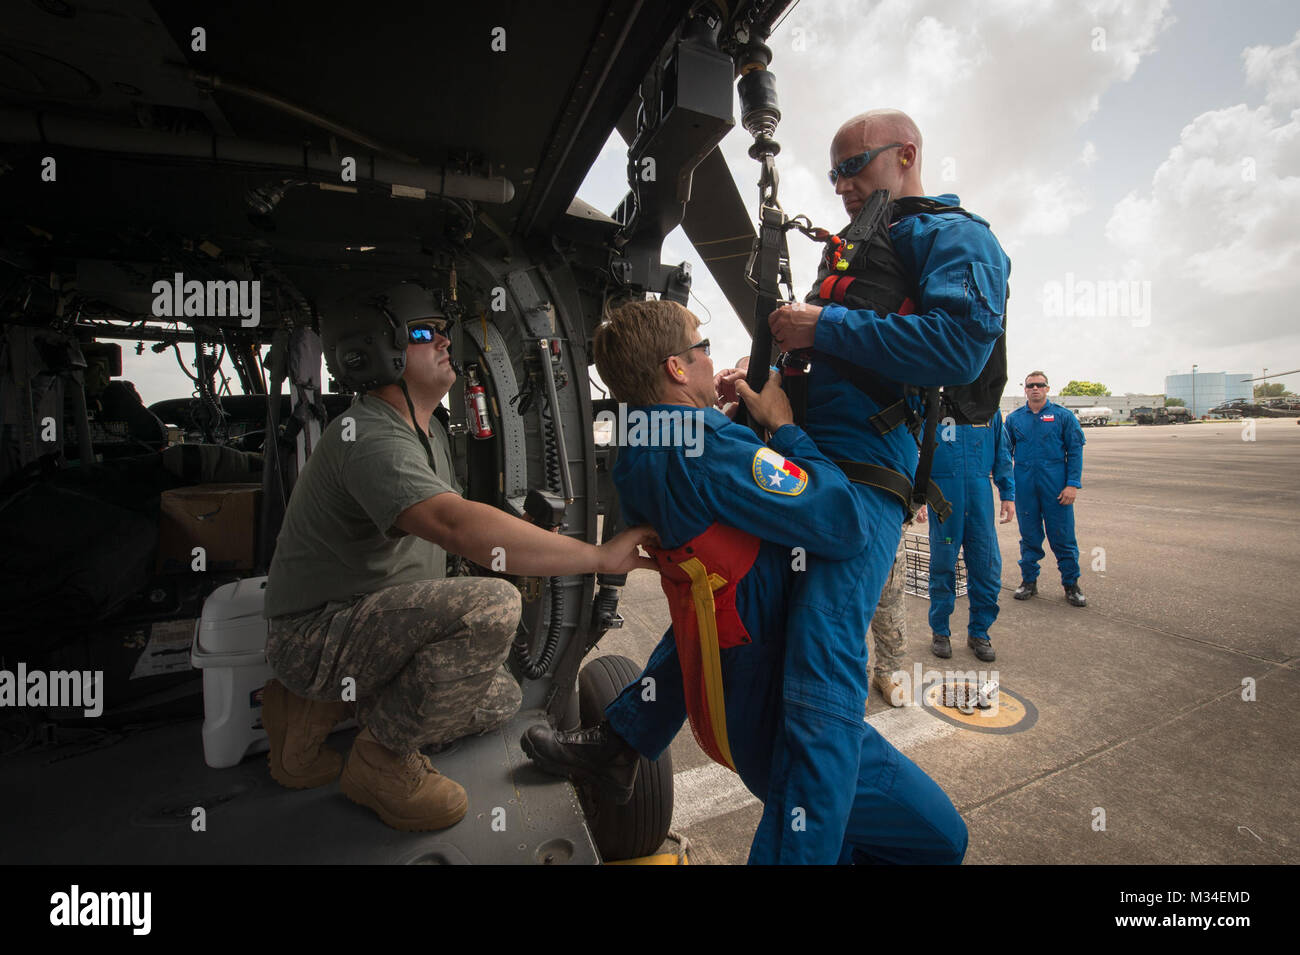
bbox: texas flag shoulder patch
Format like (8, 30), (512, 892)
(752, 448), (808, 496)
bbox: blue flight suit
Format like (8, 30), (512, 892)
(1004, 400), (1085, 585)
(609, 193), (1009, 864)
(604, 406), (967, 864)
(927, 412), (1015, 642)
(758, 194), (1007, 863)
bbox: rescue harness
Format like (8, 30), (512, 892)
(650, 523), (760, 771)
(756, 189), (1010, 523)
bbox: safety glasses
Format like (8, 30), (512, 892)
(828, 143), (903, 184)
(663, 338), (710, 363)
(408, 319), (451, 344)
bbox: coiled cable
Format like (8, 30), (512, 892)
(512, 388), (566, 679)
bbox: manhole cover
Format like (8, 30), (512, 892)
(920, 681), (1038, 734)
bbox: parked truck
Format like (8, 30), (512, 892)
(1133, 406), (1192, 425)
(1075, 406), (1113, 426)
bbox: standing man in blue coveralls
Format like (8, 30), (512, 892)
(927, 412), (1016, 663)
(1004, 371), (1088, 607)
(522, 299), (967, 864)
(526, 108), (1009, 863)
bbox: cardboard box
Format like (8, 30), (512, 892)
(156, 483), (261, 573)
(130, 617), (198, 679)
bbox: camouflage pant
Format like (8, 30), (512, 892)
(868, 538), (907, 679)
(266, 577), (523, 753)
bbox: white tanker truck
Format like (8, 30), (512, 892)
(1075, 406), (1113, 426)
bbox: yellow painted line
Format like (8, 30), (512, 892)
(606, 852), (689, 866)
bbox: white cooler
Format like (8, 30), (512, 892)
(191, 576), (274, 768)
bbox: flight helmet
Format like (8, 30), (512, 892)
(321, 283), (449, 391)
(321, 298), (407, 392)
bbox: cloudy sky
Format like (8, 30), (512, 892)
(578, 0), (1299, 397)
(123, 0), (1298, 404)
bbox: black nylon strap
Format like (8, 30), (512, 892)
(834, 457), (954, 523)
(909, 387), (952, 522)
(741, 203), (789, 435)
(923, 478), (953, 523)
(889, 196), (974, 221)
(868, 400), (913, 435)
(786, 372), (808, 429)
(833, 460), (913, 509)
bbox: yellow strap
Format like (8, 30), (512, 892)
(677, 557), (735, 770)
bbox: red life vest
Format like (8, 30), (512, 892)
(650, 522), (760, 771)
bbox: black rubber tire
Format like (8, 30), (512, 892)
(577, 654), (673, 862)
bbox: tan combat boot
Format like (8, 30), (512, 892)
(339, 727), (469, 831)
(874, 671), (907, 708)
(262, 679), (352, 789)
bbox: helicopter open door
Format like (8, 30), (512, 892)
(0, 0), (794, 864)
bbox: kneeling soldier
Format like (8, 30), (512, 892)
(263, 283), (653, 831)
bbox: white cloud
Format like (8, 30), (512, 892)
(1105, 30), (1300, 344)
(673, 0), (1178, 383)
(587, 1), (1300, 396)
(1244, 30), (1300, 109)
(749, 0), (1173, 242)
(1012, 170), (1092, 236)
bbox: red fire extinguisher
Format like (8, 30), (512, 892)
(465, 367), (494, 439)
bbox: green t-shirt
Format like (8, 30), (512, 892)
(264, 394), (460, 618)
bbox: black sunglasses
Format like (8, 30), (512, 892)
(1024, 382), (1048, 389)
(828, 143), (904, 184)
(408, 319), (451, 344)
(663, 338), (710, 363)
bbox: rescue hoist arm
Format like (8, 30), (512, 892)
(610, 9), (735, 304)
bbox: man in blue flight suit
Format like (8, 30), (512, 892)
(1004, 371), (1087, 607)
(523, 298), (967, 864)
(927, 412), (1016, 663)
(757, 108), (1010, 861)
(527, 108), (1008, 863)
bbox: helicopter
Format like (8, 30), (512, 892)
(0, 0), (800, 863)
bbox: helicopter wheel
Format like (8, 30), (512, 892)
(576, 654), (673, 862)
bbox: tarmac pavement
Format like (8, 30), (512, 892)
(595, 418), (1300, 864)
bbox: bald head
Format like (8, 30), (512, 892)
(833, 109), (922, 162)
(829, 108), (925, 209)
